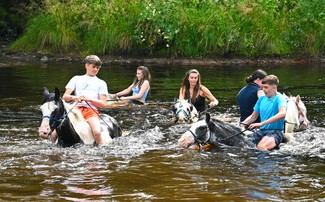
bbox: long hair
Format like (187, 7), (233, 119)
(132, 66), (151, 89)
(181, 69), (201, 104)
(245, 69), (267, 83)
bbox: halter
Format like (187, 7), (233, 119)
(41, 99), (77, 135)
(188, 127), (211, 148)
(175, 102), (191, 122)
(285, 99), (307, 127)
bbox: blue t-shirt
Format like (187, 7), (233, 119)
(254, 93), (287, 130)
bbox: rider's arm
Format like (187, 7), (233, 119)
(116, 84), (133, 97)
(63, 88), (79, 102)
(120, 80), (149, 101)
(179, 87), (185, 100)
(200, 85), (219, 107)
(241, 111), (259, 126)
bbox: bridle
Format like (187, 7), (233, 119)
(41, 98), (77, 137)
(188, 127), (211, 148)
(175, 102), (191, 122)
(285, 99), (307, 127)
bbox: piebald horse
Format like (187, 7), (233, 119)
(172, 99), (199, 124)
(178, 113), (255, 150)
(39, 87), (122, 147)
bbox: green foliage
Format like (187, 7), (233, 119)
(9, 0), (325, 57)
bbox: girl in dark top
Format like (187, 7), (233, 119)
(237, 69), (267, 122)
(179, 69), (219, 112)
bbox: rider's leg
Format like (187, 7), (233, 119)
(87, 117), (104, 145)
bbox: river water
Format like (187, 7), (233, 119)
(0, 62), (324, 201)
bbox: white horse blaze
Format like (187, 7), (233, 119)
(38, 101), (58, 137)
(178, 120), (205, 148)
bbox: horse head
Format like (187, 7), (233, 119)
(178, 113), (254, 150)
(285, 94), (309, 134)
(39, 87), (65, 138)
(172, 99), (199, 124)
(178, 113), (214, 149)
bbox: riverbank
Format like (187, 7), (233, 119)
(1, 42), (324, 67)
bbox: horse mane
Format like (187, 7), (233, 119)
(210, 118), (241, 133)
(286, 97), (300, 126)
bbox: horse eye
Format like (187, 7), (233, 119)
(198, 126), (207, 132)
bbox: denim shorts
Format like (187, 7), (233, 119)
(250, 130), (286, 147)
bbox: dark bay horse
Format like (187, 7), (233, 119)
(39, 87), (122, 147)
(178, 113), (254, 150)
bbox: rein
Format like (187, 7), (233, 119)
(218, 129), (248, 142)
(41, 100), (78, 123)
(84, 100), (114, 129)
(199, 105), (216, 116)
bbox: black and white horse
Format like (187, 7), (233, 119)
(172, 100), (199, 124)
(178, 113), (254, 150)
(39, 87), (122, 147)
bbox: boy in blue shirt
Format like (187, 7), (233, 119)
(241, 75), (287, 150)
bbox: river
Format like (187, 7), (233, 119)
(0, 62), (324, 201)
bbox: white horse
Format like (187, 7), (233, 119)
(172, 100), (199, 124)
(284, 94), (309, 141)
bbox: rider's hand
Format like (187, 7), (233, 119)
(248, 123), (261, 130)
(208, 101), (217, 108)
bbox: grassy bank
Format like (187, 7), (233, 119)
(9, 0), (325, 58)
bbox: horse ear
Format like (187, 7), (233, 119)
(296, 95), (301, 102)
(54, 87), (61, 100)
(43, 87), (49, 96)
(171, 105), (176, 112)
(205, 112), (211, 123)
(42, 87), (49, 102)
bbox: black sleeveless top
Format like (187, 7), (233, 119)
(194, 95), (206, 112)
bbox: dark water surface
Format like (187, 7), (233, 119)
(0, 63), (324, 201)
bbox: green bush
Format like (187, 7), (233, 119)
(10, 0), (325, 58)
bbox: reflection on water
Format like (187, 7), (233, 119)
(0, 63), (324, 200)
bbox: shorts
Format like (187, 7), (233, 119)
(250, 130), (286, 147)
(77, 106), (100, 120)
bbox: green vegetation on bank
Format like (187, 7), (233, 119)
(9, 0), (325, 58)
